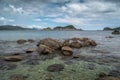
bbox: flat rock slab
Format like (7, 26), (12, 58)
(47, 64), (64, 72)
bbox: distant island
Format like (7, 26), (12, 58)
(103, 27), (120, 31)
(0, 25), (82, 31)
(42, 25), (82, 31)
(0, 25), (31, 30)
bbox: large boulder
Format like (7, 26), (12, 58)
(4, 55), (24, 62)
(38, 44), (53, 55)
(70, 41), (82, 48)
(17, 39), (27, 44)
(61, 46), (73, 56)
(37, 38), (62, 50)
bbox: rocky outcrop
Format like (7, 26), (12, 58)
(61, 46), (73, 56)
(37, 37), (97, 56)
(112, 30), (120, 34)
(63, 37), (97, 48)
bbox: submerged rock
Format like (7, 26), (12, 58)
(4, 55), (24, 62)
(109, 70), (120, 78)
(10, 74), (28, 80)
(26, 48), (36, 53)
(61, 46), (73, 56)
(38, 44), (53, 55)
(47, 64), (64, 72)
(96, 76), (120, 80)
(28, 39), (35, 43)
(106, 36), (114, 38)
(17, 39), (27, 44)
(96, 73), (120, 80)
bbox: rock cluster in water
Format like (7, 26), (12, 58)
(2, 37), (97, 62)
(37, 37), (97, 56)
(112, 30), (120, 34)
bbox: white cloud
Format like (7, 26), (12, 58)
(26, 25), (43, 29)
(33, 18), (41, 22)
(9, 4), (24, 14)
(0, 17), (14, 24)
(52, 16), (85, 25)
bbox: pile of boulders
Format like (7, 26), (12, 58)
(1, 37), (97, 63)
(37, 37), (97, 56)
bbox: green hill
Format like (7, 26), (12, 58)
(0, 25), (30, 30)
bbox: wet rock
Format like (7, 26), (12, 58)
(61, 46), (73, 56)
(70, 37), (81, 41)
(82, 40), (91, 47)
(26, 48), (36, 53)
(72, 54), (81, 59)
(90, 40), (97, 46)
(28, 39), (35, 43)
(4, 55), (24, 62)
(10, 74), (28, 80)
(112, 30), (120, 34)
(38, 44), (53, 55)
(96, 72), (120, 80)
(82, 40), (97, 47)
(80, 37), (89, 42)
(70, 41), (82, 48)
(0, 61), (17, 70)
(47, 64), (64, 72)
(62, 40), (70, 46)
(17, 39), (27, 44)
(37, 38), (62, 50)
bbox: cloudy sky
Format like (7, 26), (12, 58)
(0, 0), (120, 30)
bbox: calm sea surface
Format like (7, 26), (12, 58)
(0, 30), (115, 41)
(0, 30), (120, 57)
